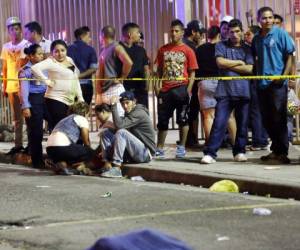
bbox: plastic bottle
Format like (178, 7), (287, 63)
(253, 208), (272, 216)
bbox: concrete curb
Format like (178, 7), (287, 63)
(122, 165), (300, 200)
(1, 152), (299, 200)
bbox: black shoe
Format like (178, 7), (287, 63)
(260, 152), (277, 161)
(5, 146), (24, 155)
(33, 161), (45, 169)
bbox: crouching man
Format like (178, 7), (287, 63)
(96, 91), (156, 178)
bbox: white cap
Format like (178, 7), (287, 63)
(221, 15), (234, 23)
(6, 16), (21, 27)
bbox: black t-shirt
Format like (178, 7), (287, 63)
(120, 42), (149, 91)
(183, 37), (197, 53)
(196, 43), (219, 77)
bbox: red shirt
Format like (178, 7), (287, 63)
(155, 43), (198, 92)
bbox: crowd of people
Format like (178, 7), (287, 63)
(0, 6), (297, 178)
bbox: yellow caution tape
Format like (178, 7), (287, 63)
(0, 75), (298, 81)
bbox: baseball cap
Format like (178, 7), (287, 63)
(6, 16), (21, 27)
(221, 15), (234, 23)
(186, 20), (207, 33)
(119, 91), (135, 102)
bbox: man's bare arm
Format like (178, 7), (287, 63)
(115, 45), (133, 79)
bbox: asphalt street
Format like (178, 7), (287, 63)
(0, 163), (300, 250)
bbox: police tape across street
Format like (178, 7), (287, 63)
(1, 74), (300, 83)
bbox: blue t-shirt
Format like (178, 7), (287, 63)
(19, 62), (47, 109)
(67, 40), (98, 85)
(252, 26), (295, 89)
(215, 41), (254, 99)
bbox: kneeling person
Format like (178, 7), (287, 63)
(97, 91), (156, 178)
(46, 102), (94, 175)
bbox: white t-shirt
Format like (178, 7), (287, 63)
(31, 56), (84, 105)
(47, 115), (89, 147)
(1, 39), (27, 93)
(22, 37), (51, 56)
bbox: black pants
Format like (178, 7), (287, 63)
(26, 93), (50, 166)
(257, 83), (289, 155)
(80, 84), (93, 105)
(45, 98), (69, 129)
(187, 82), (200, 144)
(157, 85), (189, 130)
(47, 144), (94, 164)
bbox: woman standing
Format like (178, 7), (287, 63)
(31, 39), (84, 128)
(19, 44), (49, 168)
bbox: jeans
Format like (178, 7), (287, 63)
(249, 82), (268, 147)
(99, 129), (150, 165)
(258, 83), (289, 155)
(203, 97), (249, 158)
(287, 115), (294, 142)
(8, 92), (23, 147)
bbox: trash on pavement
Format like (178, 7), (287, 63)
(209, 180), (239, 193)
(264, 166), (281, 170)
(130, 176), (145, 182)
(253, 208), (272, 216)
(216, 236), (230, 241)
(101, 192), (112, 198)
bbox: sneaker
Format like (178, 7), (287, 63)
(101, 167), (123, 178)
(234, 153), (247, 162)
(155, 149), (165, 158)
(5, 146), (24, 155)
(261, 152), (277, 161)
(176, 145), (186, 158)
(201, 155), (216, 164)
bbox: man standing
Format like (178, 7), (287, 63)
(155, 19), (198, 158)
(252, 7), (295, 164)
(1, 17), (27, 155)
(201, 19), (254, 164)
(23, 21), (51, 58)
(68, 26), (98, 105)
(95, 25), (132, 115)
(120, 22), (150, 108)
(220, 15), (234, 41)
(97, 91), (156, 178)
(183, 20), (206, 147)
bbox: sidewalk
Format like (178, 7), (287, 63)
(0, 130), (300, 200)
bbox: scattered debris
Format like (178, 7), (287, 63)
(130, 176), (145, 182)
(253, 208), (272, 216)
(209, 180), (239, 193)
(217, 236), (230, 241)
(264, 166), (281, 170)
(101, 192), (112, 198)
